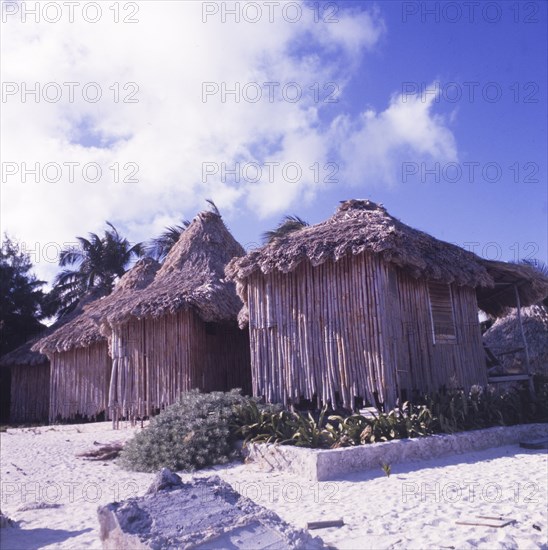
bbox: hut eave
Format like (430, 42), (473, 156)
(0, 339), (48, 368)
(477, 260), (548, 317)
(32, 258), (161, 355)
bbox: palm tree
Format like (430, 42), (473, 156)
(0, 235), (46, 354)
(146, 220), (190, 261)
(262, 215), (310, 244)
(50, 222), (143, 316)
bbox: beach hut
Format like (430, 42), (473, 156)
(484, 304), (548, 378)
(32, 258), (159, 422)
(0, 312), (92, 424)
(226, 199), (548, 409)
(100, 211), (251, 421)
(0, 338), (50, 423)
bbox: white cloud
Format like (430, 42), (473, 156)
(1, 1), (456, 283)
(337, 86), (458, 187)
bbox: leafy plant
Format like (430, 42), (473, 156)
(381, 463), (391, 477)
(50, 222), (143, 316)
(119, 389), (248, 472)
(236, 384), (548, 450)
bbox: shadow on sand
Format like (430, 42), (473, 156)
(0, 526), (93, 550)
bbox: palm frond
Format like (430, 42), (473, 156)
(206, 199), (221, 216)
(262, 215), (310, 244)
(145, 220), (190, 261)
(50, 221), (143, 317)
(519, 259), (548, 278)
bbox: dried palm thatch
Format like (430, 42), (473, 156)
(477, 261), (548, 317)
(0, 336), (48, 369)
(0, 312), (97, 371)
(226, 199), (548, 320)
(33, 259), (159, 354)
(76, 441), (124, 461)
(227, 199), (493, 283)
(31, 290), (107, 355)
(484, 304), (548, 375)
(103, 211), (245, 326)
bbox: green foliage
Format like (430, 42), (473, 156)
(0, 235), (46, 355)
(231, 399), (294, 443)
(424, 384), (548, 433)
(238, 401), (436, 448)
(145, 220), (190, 262)
(262, 215), (310, 244)
(119, 389), (247, 472)
(238, 385), (548, 450)
(49, 222), (143, 317)
(381, 463), (391, 477)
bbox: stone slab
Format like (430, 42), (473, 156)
(245, 423), (548, 481)
(98, 469), (326, 549)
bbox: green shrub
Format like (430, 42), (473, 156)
(424, 383), (548, 433)
(119, 389), (248, 472)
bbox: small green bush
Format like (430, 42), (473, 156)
(119, 389), (248, 472)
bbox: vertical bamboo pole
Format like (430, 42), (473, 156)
(514, 284), (534, 394)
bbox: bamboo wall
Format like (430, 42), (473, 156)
(9, 363), (50, 423)
(49, 342), (112, 421)
(382, 263), (487, 401)
(108, 310), (251, 419)
(245, 252), (487, 409)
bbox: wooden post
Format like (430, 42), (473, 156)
(514, 284), (534, 395)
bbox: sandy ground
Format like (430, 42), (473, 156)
(1, 422), (547, 550)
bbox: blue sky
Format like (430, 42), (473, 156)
(1, 0), (546, 283)
(231, 0), (548, 262)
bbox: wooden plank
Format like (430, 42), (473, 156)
(456, 516), (516, 528)
(514, 284), (534, 394)
(306, 519), (344, 530)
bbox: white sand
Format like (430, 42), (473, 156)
(1, 422), (547, 549)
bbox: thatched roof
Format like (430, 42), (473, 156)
(226, 200), (548, 317)
(477, 261), (548, 317)
(484, 304), (548, 374)
(32, 258), (159, 354)
(0, 336), (48, 368)
(103, 211), (246, 326)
